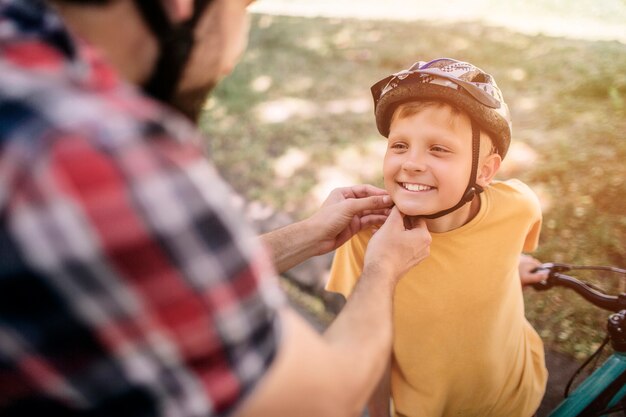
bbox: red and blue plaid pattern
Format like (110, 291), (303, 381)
(0, 1), (284, 416)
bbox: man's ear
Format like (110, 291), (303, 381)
(476, 152), (502, 187)
(163, 0), (194, 23)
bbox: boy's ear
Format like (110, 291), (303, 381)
(476, 153), (502, 187)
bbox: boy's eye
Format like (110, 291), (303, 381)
(430, 145), (450, 153)
(390, 142), (408, 150)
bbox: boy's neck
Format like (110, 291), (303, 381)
(424, 195), (481, 233)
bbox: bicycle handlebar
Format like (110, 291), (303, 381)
(532, 263), (626, 313)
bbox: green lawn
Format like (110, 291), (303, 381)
(200, 10), (626, 360)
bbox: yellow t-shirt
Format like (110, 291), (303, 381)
(327, 179), (548, 417)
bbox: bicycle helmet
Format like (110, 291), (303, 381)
(371, 58), (511, 157)
(370, 58), (512, 219)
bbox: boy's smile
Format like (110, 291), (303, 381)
(400, 182), (434, 192)
(383, 103), (476, 227)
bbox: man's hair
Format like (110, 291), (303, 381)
(53, 0), (109, 3)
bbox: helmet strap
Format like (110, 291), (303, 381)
(133, 0), (213, 105)
(413, 120), (484, 221)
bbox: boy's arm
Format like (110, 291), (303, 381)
(368, 358), (392, 417)
(234, 208), (431, 417)
(261, 185), (391, 273)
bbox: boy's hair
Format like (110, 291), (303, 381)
(392, 101), (498, 155)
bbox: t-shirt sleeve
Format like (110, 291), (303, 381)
(524, 217), (542, 253)
(325, 230), (370, 299)
(515, 180), (543, 253)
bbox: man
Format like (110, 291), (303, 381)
(0, 1), (431, 416)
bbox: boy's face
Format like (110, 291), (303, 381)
(383, 105), (476, 217)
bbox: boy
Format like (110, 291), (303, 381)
(326, 58), (548, 417)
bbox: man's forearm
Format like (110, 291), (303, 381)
(323, 262), (396, 405)
(368, 359), (392, 417)
(233, 263), (400, 417)
(260, 219), (320, 274)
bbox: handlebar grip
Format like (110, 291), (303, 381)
(535, 272), (626, 312)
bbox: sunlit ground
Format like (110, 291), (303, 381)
(203, 0), (626, 359)
(246, 0), (625, 209)
(250, 0), (626, 43)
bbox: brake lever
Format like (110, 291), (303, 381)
(536, 263), (572, 273)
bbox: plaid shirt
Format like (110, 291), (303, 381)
(0, 1), (284, 416)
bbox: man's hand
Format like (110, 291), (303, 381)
(261, 184), (394, 274)
(519, 254), (549, 287)
(363, 207), (431, 283)
(308, 184), (393, 256)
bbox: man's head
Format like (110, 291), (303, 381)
(383, 101), (501, 218)
(53, 0), (253, 121)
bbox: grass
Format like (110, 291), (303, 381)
(200, 12), (626, 360)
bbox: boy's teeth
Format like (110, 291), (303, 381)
(403, 183), (432, 191)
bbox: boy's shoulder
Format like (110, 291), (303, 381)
(488, 179), (541, 214)
(490, 179), (536, 198)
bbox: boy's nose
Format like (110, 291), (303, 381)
(401, 154), (427, 172)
